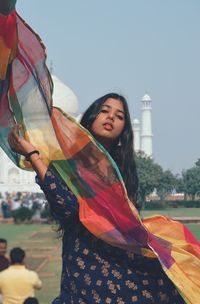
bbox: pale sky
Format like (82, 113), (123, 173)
(16, 0), (200, 174)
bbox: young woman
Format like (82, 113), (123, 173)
(8, 93), (184, 304)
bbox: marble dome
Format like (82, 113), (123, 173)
(52, 75), (78, 114)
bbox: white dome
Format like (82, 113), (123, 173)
(141, 94), (152, 102)
(52, 75), (78, 114)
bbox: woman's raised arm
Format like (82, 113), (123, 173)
(8, 125), (79, 221)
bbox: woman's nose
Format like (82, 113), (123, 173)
(107, 112), (114, 121)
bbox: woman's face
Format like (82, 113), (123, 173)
(91, 98), (125, 150)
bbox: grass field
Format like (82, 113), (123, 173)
(0, 208), (200, 303)
(141, 207), (200, 218)
(186, 223), (200, 239)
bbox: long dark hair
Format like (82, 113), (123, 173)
(81, 93), (139, 208)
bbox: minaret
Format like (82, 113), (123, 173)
(141, 94), (153, 157)
(132, 119), (140, 153)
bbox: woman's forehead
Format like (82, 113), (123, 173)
(102, 98), (124, 112)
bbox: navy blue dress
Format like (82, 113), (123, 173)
(37, 170), (185, 304)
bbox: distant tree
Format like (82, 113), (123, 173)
(174, 175), (185, 193)
(136, 153), (178, 208)
(195, 159), (200, 168)
(182, 161), (200, 200)
(135, 153), (163, 209)
(156, 170), (176, 200)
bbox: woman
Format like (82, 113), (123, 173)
(8, 93), (185, 304)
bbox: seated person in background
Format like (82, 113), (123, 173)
(0, 247), (42, 304)
(0, 239), (9, 272)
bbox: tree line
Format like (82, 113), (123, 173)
(135, 153), (200, 208)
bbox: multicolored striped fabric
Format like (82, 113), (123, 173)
(0, 3), (200, 303)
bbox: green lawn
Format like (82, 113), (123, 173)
(186, 224), (200, 240)
(0, 209), (199, 303)
(141, 207), (200, 218)
(0, 224), (42, 242)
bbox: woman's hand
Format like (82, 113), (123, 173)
(8, 124), (36, 156)
(8, 124), (47, 181)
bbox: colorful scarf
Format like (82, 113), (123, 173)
(0, 2), (199, 303)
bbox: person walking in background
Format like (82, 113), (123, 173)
(0, 239), (9, 272)
(0, 247), (42, 304)
(0, 199), (10, 220)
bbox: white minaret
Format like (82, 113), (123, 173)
(133, 119), (140, 153)
(141, 94), (153, 157)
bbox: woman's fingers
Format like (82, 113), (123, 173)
(8, 124), (26, 154)
(12, 124), (21, 141)
(8, 126), (19, 152)
(8, 124), (37, 156)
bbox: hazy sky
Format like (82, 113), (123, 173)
(16, 0), (200, 174)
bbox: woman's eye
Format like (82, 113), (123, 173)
(101, 109), (108, 113)
(117, 115), (124, 120)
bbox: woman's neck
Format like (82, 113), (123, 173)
(94, 136), (112, 151)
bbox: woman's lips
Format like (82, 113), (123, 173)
(103, 123), (113, 131)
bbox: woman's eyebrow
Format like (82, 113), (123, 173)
(102, 104), (124, 114)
